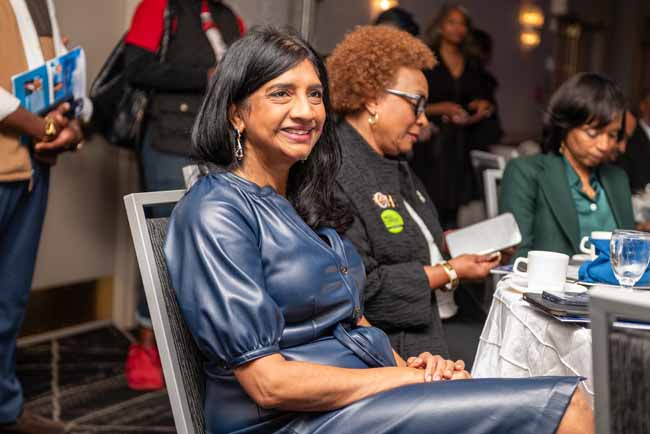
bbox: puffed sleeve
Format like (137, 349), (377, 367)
(164, 194), (284, 369)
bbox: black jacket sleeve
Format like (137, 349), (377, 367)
(124, 44), (209, 93)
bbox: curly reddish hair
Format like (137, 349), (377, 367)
(326, 25), (436, 115)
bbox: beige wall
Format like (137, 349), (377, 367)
(32, 1), (139, 293)
(230, 0), (296, 28)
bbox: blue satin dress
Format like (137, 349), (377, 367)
(164, 171), (580, 434)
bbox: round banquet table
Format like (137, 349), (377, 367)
(471, 276), (594, 404)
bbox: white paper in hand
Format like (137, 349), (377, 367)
(446, 213), (521, 258)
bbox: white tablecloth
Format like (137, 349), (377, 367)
(632, 192), (650, 223)
(472, 277), (593, 400)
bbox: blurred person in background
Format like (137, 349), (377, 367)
(617, 90), (650, 193)
(470, 27), (503, 149)
(373, 6), (419, 36)
(608, 110), (636, 162)
(0, 1), (83, 433)
(122, 0), (244, 391)
(327, 25), (501, 359)
(410, 3), (498, 230)
(500, 73), (635, 260)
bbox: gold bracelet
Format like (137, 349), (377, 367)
(439, 261), (459, 291)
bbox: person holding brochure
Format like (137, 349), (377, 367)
(327, 26), (501, 360)
(0, 1), (83, 433)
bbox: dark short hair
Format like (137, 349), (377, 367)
(543, 72), (626, 154)
(192, 27), (351, 232)
(374, 7), (420, 36)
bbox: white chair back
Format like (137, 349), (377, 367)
(482, 169), (503, 219)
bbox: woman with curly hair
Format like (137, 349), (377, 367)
(165, 26), (592, 434)
(328, 25), (500, 358)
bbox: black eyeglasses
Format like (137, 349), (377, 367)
(385, 88), (426, 117)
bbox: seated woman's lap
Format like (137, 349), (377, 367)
(283, 377), (579, 434)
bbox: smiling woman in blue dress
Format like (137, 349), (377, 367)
(163, 27), (593, 434)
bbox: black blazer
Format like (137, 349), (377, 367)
(617, 123), (650, 192)
(335, 121), (449, 359)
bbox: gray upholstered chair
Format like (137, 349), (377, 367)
(124, 190), (205, 434)
(590, 287), (650, 434)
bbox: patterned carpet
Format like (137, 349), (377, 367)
(16, 326), (176, 434)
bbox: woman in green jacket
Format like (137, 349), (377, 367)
(500, 73), (635, 259)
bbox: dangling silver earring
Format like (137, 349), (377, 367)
(235, 129), (244, 160)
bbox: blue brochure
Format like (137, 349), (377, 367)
(11, 47), (86, 116)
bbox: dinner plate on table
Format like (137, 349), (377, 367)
(504, 274), (588, 294)
(571, 254), (592, 263)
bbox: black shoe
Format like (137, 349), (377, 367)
(0, 411), (68, 434)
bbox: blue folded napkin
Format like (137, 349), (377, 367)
(578, 253), (650, 286)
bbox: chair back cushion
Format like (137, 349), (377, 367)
(147, 217), (206, 434)
(609, 328), (650, 434)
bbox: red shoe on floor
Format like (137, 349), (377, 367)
(125, 343), (164, 391)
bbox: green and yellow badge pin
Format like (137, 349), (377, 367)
(381, 209), (404, 234)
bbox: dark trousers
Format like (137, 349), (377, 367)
(0, 162), (49, 423)
(136, 130), (191, 326)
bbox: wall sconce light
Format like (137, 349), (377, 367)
(519, 2), (544, 50)
(519, 4), (545, 28)
(520, 29), (541, 49)
(376, 0), (398, 12)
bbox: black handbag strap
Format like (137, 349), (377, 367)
(158, 0), (174, 63)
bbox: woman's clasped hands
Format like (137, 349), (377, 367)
(406, 352), (471, 382)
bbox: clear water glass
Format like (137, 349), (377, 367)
(610, 230), (650, 289)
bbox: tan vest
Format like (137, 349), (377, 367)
(0, 1), (55, 182)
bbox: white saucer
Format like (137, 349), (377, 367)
(571, 254), (593, 263)
(505, 275), (588, 294)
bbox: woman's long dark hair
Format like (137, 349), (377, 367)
(192, 27), (352, 233)
(543, 72), (626, 154)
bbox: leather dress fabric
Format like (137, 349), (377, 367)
(164, 171), (580, 434)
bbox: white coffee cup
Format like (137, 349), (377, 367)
(513, 250), (570, 292)
(579, 231), (613, 258)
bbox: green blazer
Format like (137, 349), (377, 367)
(499, 154), (635, 259)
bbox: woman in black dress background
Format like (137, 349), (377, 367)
(410, 3), (502, 229)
